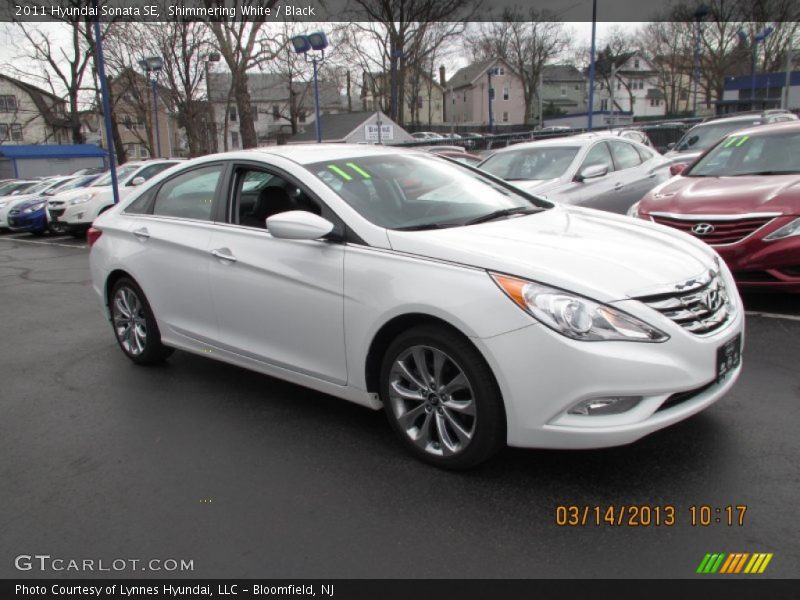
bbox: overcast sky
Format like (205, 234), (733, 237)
(0, 21), (619, 98)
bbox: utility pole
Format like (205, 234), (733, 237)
(783, 48), (796, 110)
(538, 69), (544, 129)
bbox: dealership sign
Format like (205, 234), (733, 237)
(365, 124), (393, 141)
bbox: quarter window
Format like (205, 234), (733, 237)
(152, 165), (223, 221)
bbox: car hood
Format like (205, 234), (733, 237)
(386, 206), (716, 302)
(47, 185), (108, 203)
(640, 174), (800, 216)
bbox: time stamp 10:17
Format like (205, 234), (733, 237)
(555, 505), (748, 527)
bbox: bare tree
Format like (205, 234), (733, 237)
(204, 0), (283, 148)
(468, 7), (568, 124)
(345, 0), (476, 124)
(10, 20), (95, 144)
(637, 21), (695, 115)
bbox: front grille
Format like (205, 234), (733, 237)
(634, 270), (733, 335)
(651, 214), (774, 245)
(9, 209), (20, 216)
(49, 208), (65, 219)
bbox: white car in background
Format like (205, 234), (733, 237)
(0, 176), (77, 229)
(89, 145), (743, 469)
(49, 159), (181, 235)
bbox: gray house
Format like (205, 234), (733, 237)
(207, 72), (345, 149)
(535, 65), (587, 122)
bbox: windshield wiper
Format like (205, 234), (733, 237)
(463, 206), (541, 225)
(393, 222), (459, 231)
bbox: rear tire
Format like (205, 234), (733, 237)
(109, 277), (173, 365)
(379, 325), (505, 469)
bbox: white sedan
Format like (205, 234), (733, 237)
(89, 145), (744, 468)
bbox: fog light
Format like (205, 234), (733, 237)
(568, 396), (642, 416)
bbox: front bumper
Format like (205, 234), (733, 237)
(715, 231), (800, 293)
(8, 210), (48, 233)
(474, 295), (745, 449)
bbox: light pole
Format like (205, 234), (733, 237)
(487, 65), (499, 133)
(739, 26), (774, 110)
(587, 0), (597, 129)
(291, 32), (328, 143)
(692, 4), (709, 116)
(138, 56), (164, 158)
(204, 51), (221, 153)
(783, 48), (797, 110)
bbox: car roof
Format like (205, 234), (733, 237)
(232, 143), (422, 165)
(714, 120), (800, 138)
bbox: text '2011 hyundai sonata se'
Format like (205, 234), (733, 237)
(89, 145), (744, 468)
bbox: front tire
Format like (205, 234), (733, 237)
(380, 325), (505, 469)
(109, 277), (173, 365)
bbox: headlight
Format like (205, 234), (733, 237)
(23, 202), (46, 214)
(764, 217), (800, 241)
(626, 201), (640, 218)
(491, 273), (669, 342)
(69, 193), (95, 206)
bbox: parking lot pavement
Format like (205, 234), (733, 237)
(1, 233), (799, 579)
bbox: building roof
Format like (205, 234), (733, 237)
(0, 73), (71, 129)
(207, 72), (343, 110)
(289, 111), (383, 142)
(0, 144), (107, 159)
(543, 65), (585, 83)
(447, 59), (511, 89)
(724, 71), (800, 90)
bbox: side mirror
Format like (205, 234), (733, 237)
(266, 210), (334, 240)
(667, 142), (676, 150)
(576, 164), (608, 182)
(129, 176), (146, 187)
(669, 163), (688, 176)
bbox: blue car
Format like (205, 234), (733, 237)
(7, 196), (50, 234)
(7, 174), (102, 235)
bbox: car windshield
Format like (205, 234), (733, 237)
(54, 174), (102, 192)
(26, 179), (62, 195)
(688, 130), (800, 177)
(94, 165), (139, 186)
(479, 146), (579, 181)
(674, 120), (760, 152)
(307, 154), (547, 230)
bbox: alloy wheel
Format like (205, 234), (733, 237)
(388, 345), (476, 457)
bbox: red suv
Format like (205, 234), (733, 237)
(631, 121), (800, 292)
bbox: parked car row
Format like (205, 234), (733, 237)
(0, 159), (182, 236)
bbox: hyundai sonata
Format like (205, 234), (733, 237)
(89, 145), (744, 468)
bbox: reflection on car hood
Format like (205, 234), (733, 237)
(387, 206), (715, 301)
(640, 174), (800, 216)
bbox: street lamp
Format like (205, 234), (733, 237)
(291, 31), (328, 143)
(692, 3), (709, 116)
(138, 55), (164, 158)
(587, 0), (597, 129)
(739, 26), (775, 110)
(204, 51), (221, 153)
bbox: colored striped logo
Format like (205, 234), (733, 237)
(697, 552), (773, 574)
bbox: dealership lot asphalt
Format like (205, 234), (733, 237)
(1, 232), (798, 579)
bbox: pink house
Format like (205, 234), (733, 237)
(444, 59), (527, 126)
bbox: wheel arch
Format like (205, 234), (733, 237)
(363, 312), (501, 399)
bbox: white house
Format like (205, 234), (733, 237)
(0, 74), (72, 145)
(591, 53), (666, 121)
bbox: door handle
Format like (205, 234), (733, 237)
(211, 248), (237, 263)
(614, 183), (624, 190)
(132, 227), (150, 239)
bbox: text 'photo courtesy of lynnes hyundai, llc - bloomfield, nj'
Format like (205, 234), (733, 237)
(1, 0), (800, 596)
